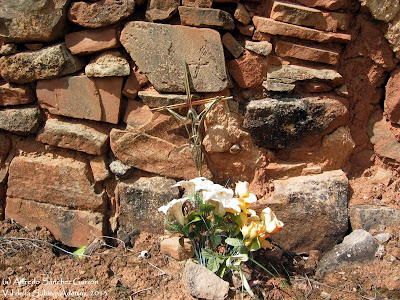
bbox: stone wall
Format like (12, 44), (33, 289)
(0, 0), (399, 253)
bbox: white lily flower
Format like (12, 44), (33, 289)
(202, 184), (240, 216)
(172, 177), (214, 198)
(158, 197), (189, 226)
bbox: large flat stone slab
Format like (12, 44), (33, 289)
(244, 96), (348, 149)
(178, 6), (235, 30)
(37, 75), (122, 124)
(7, 155), (106, 211)
(120, 21), (228, 93)
(0, 43), (84, 84)
(259, 170), (349, 252)
(0, 0), (69, 42)
(350, 205), (400, 232)
(5, 197), (104, 247)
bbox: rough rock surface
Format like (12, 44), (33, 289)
(385, 13), (400, 58)
(244, 96), (348, 149)
(384, 66), (400, 124)
(253, 16), (352, 44)
(0, 106), (41, 134)
(7, 155), (106, 211)
(120, 21), (228, 93)
(68, 0), (135, 28)
(296, 0), (346, 10)
(222, 33), (244, 58)
(122, 66), (149, 99)
(37, 119), (110, 155)
(138, 90), (198, 108)
(360, 0), (400, 22)
(0, 133), (10, 157)
(0, 0), (69, 42)
(146, 0), (180, 21)
(5, 198), (104, 247)
(37, 75), (123, 124)
(85, 50), (130, 77)
(90, 156), (111, 182)
(183, 259), (230, 300)
(178, 6), (235, 31)
(0, 43), (84, 84)
(227, 50), (267, 88)
(244, 40), (272, 56)
(350, 205), (400, 232)
(117, 176), (179, 235)
(367, 110), (400, 163)
(65, 26), (120, 55)
(160, 237), (194, 261)
(315, 230), (378, 279)
(0, 81), (36, 106)
(259, 170), (349, 252)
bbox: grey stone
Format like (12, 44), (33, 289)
(315, 230), (378, 279)
(0, 43), (84, 84)
(360, 0), (400, 22)
(0, 0), (69, 42)
(350, 205), (400, 232)
(109, 158), (134, 178)
(36, 119), (110, 155)
(85, 50), (130, 77)
(120, 21), (228, 93)
(178, 6), (235, 31)
(117, 176), (179, 234)
(0, 44), (17, 55)
(146, 0), (180, 21)
(374, 233), (392, 244)
(183, 259), (230, 300)
(138, 91), (199, 108)
(245, 41), (273, 56)
(0, 106), (41, 134)
(263, 170), (349, 253)
(262, 79), (296, 92)
(243, 96), (348, 149)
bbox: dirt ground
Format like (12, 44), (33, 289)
(0, 220), (399, 300)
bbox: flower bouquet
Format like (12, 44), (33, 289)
(159, 177), (284, 297)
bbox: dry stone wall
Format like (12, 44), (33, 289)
(0, 0), (399, 253)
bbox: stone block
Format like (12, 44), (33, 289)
(270, 1), (350, 32)
(117, 176), (179, 234)
(360, 0), (400, 22)
(384, 67), (400, 124)
(0, 81), (36, 107)
(261, 170), (349, 252)
(65, 26), (120, 55)
(253, 16), (351, 44)
(296, 0), (346, 11)
(0, 106), (41, 135)
(222, 33), (244, 58)
(274, 40), (340, 65)
(85, 50), (130, 77)
(178, 6), (235, 31)
(90, 156), (111, 182)
(68, 0), (135, 28)
(120, 21), (228, 93)
(36, 119), (110, 155)
(7, 155), (106, 211)
(160, 237), (194, 260)
(244, 40), (272, 56)
(0, 43), (84, 84)
(5, 197), (104, 247)
(137, 91), (199, 108)
(0, 0), (69, 42)
(350, 205), (400, 232)
(146, 0), (180, 21)
(37, 75), (122, 124)
(234, 3), (251, 25)
(122, 66), (149, 99)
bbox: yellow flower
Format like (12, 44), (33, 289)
(241, 221), (264, 240)
(235, 181), (257, 213)
(260, 207), (284, 234)
(259, 233), (272, 250)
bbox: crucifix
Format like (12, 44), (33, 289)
(150, 63), (233, 176)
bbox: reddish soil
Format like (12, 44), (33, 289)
(0, 220), (399, 300)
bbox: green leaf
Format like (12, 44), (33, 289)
(210, 234), (222, 247)
(187, 212), (202, 222)
(207, 257), (221, 273)
(200, 204), (215, 213)
(201, 248), (216, 259)
(73, 246), (86, 259)
(225, 238), (243, 247)
(249, 237), (261, 252)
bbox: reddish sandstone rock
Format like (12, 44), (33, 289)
(253, 16), (351, 44)
(0, 81), (36, 106)
(37, 75), (123, 124)
(90, 156), (111, 182)
(68, 0), (135, 28)
(122, 66), (149, 99)
(178, 6), (235, 31)
(7, 155), (106, 211)
(385, 67), (400, 124)
(146, 0), (180, 21)
(0, 0), (69, 42)
(137, 90), (199, 108)
(0, 133), (11, 157)
(296, 0), (346, 10)
(222, 33), (244, 58)
(182, 0), (213, 7)
(270, 1), (350, 32)
(36, 119), (110, 155)
(227, 50), (267, 88)
(65, 26), (120, 55)
(275, 40), (340, 65)
(5, 198), (104, 247)
(237, 24), (254, 36)
(234, 3), (251, 25)
(360, 0), (400, 23)
(0, 43), (84, 84)
(0, 185), (5, 219)
(160, 237), (194, 260)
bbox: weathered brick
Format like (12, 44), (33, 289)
(222, 33), (244, 58)
(5, 198), (104, 247)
